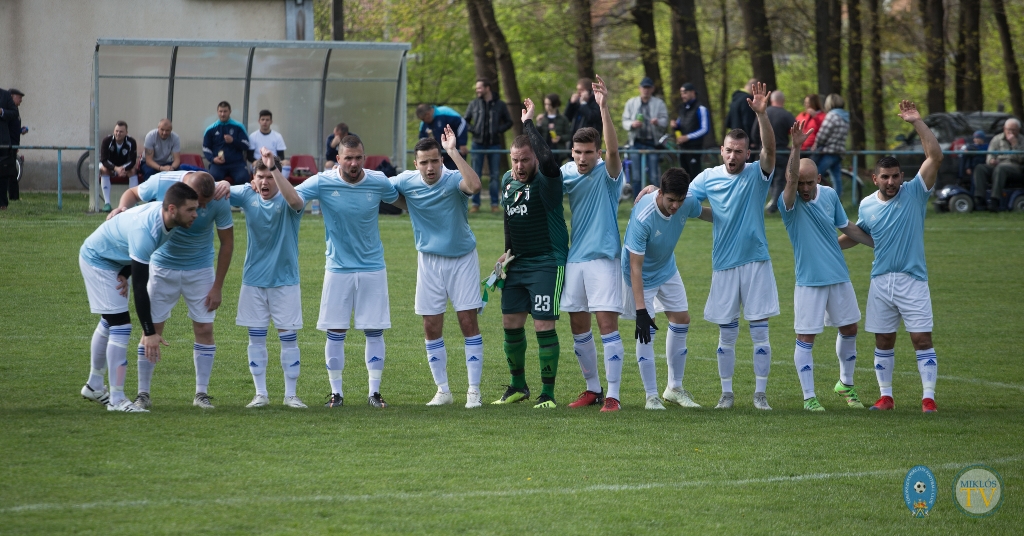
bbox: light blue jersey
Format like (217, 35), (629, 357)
(779, 185), (851, 287)
(295, 168), (399, 273)
(138, 171), (233, 271)
(689, 162), (773, 271)
(390, 168), (476, 257)
(562, 159), (625, 262)
(80, 202), (173, 271)
(230, 185), (303, 288)
(856, 174), (931, 281)
(622, 193), (703, 289)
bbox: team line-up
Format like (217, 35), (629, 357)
(78, 77), (942, 414)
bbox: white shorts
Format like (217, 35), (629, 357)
(317, 269), (391, 330)
(619, 272), (688, 320)
(148, 265), (216, 324)
(865, 273), (933, 333)
(415, 250), (483, 315)
(560, 258), (624, 314)
(236, 284), (303, 330)
(704, 260), (780, 324)
(793, 282), (861, 334)
(79, 256), (129, 314)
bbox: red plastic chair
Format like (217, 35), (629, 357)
(363, 155), (390, 172)
(288, 154), (319, 185)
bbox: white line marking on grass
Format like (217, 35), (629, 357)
(2, 456), (1019, 514)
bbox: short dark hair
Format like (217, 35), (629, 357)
(115, 120), (128, 129)
(163, 181), (199, 209)
(805, 94), (822, 111)
(545, 93), (561, 109)
(414, 137), (441, 155)
(572, 127), (601, 147)
(660, 168), (692, 197)
(510, 134), (532, 151)
(217, 101), (231, 110)
(415, 104), (433, 119)
(476, 78), (492, 89)
(259, 109), (272, 119)
(252, 158), (280, 175)
(186, 172), (215, 198)
(335, 122), (349, 135)
(875, 156), (901, 173)
(724, 128), (749, 146)
(340, 134), (363, 151)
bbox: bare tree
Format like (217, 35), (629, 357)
(632, 0), (664, 96)
(955, 2), (966, 110)
(847, 0), (865, 151)
(737, 0), (778, 90)
(569, 0), (595, 80)
(961, 0), (983, 111)
(866, 0), (886, 150)
(469, 0), (523, 134)
(668, 0), (715, 145)
(332, 0), (344, 40)
(992, 0), (1024, 119)
(719, 0), (729, 134)
(815, 0), (842, 96)
(466, 0), (498, 98)
(921, 0), (945, 114)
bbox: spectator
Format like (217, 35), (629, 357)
(141, 118), (182, 180)
(973, 118), (1024, 212)
(248, 109), (287, 167)
(5, 88), (25, 203)
(725, 78), (757, 139)
(464, 78), (513, 212)
(416, 103), (468, 171)
(958, 130), (988, 186)
(202, 100), (251, 184)
(0, 87), (18, 210)
(99, 120), (138, 212)
(750, 90), (795, 212)
(811, 93), (850, 199)
(794, 94), (824, 150)
(673, 82), (711, 181)
(534, 93), (571, 156)
(566, 77), (603, 139)
(324, 122), (350, 170)
(621, 77), (669, 192)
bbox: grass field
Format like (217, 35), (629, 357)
(1, 191), (1021, 534)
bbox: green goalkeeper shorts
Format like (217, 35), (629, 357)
(500, 265), (564, 320)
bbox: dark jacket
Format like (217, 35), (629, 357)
(535, 114), (572, 151)
(0, 89), (18, 163)
(675, 99), (711, 149)
(100, 134), (138, 171)
(750, 105), (796, 167)
(465, 97), (513, 146)
(565, 98), (603, 137)
(725, 90), (755, 137)
(202, 119), (251, 166)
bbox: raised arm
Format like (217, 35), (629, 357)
(783, 120), (811, 211)
(442, 124), (481, 195)
(523, 99), (560, 178)
(593, 75), (621, 177)
(263, 148), (304, 211)
(899, 100), (941, 189)
(748, 82), (775, 173)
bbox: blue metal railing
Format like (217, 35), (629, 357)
(2, 145), (93, 210)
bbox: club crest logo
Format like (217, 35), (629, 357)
(952, 465), (1003, 518)
(904, 465), (937, 517)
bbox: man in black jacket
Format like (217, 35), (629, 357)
(464, 78), (513, 212)
(0, 88), (21, 209)
(99, 121), (139, 212)
(725, 79), (757, 140)
(565, 78), (603, 142)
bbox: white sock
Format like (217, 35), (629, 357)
(426, 337), (449, 393)
(718, 320), (739, 393)
(874, 348), (895, 397)
(666, 323), (689, 389)
(602, 332), (624, 400)
(101, 175), (111, 204)
(325, 331), (346, 396)
(247, 328), (269, 397)
(794, 339), (815, 399)
(836, 333), (857, 386)
(916, 348), (937, 400)
(637, 329), (658, 397)
(194, 343), (215, 394)
(364, 329), (385, 396)
(464, 335), (483, 391)
(107, 324), (132, 404)
(280, 330), (299, 398)
(88, 319), (109, 390)
(750, 321), (771, 393)
(137, 344), (153, 393)
(573, 331), (601, 393)
(128, 174), (138, 189)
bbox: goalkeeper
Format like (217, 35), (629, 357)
(491, 97), (570, 409)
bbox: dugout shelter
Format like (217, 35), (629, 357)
(90, 38), (410, 211)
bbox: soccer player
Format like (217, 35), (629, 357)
(233, 149), (308, 409)
(109, 170), (233, 410)
(558, 75), (628, 411)
(492, 98), (569, 409)
(78, 182), (199, 412)
(780, 120), (874, 411)
(844, 100), (943, 413)
(622, 168), (712, 410)
(295, 134), (399, 409)
(639, 81), (781, 410)
(389, 126), (485, 408)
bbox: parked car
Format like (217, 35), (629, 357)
(892, 112), (1015, 189)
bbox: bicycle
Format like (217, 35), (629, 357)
(76, 150), (91, 189)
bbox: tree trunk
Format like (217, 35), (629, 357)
(954, 3), (966, 110)
(991, 0), (1023, 118)
(847, 0), (865, 151)
(961, 0), (983, 111)
(632, 0), (664, 97)
(569, 0), (595, 79)
(669, 0), (716, 145)
(736, 0), (777, 90)
(921, 0), (945, 114)
(719, 0), (729, 135)
(471, 0), (523, 135)
(815, 0), (842, 96)
(332, 0), (344, 40)
(466, 0), (498, 99)
(866, 0), (886, 150)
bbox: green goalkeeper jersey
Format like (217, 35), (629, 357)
(500, 164), (569, 270)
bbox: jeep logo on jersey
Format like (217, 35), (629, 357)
(506, 204), (527, 217)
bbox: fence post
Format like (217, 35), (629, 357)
(639, 149), (646, 188)
(851, 153), (858, 205)
(57, 148), (63, 210)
